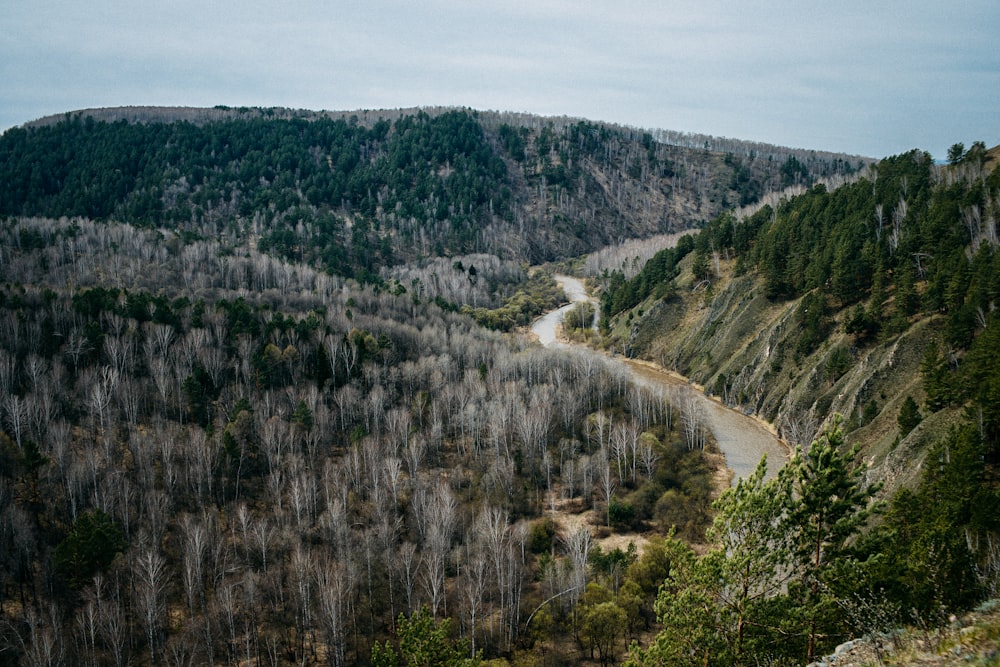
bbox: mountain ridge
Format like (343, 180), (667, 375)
(15, 104), (876, 163)
(0, 106), (869, 288)
(1, 105), (997, 666)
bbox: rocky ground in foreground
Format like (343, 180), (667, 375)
(810, 599), (1000, 667)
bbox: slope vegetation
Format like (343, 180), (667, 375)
(604, 145), (1000, 464)
(1, 106), (866, 281)
(600, 145), (1000, 663)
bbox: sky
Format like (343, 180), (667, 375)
(2, 0), (998, 160)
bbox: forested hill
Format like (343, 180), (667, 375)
(602, 143), (1000, 448)
(595, 144), (1000, 664)
(0, 108), (776, 665)
(1, 106), (866, 280)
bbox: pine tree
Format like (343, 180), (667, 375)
(785, 418), (881, 663)
(897, 395), (922, 437)
(703, 456), (793, 663)
(628, 459), (794, 666)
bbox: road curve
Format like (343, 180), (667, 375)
(532, 275), (788, 484)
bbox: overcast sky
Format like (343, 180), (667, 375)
(2, 0), (998, 159)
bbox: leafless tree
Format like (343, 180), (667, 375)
(179, 514), (209, 617)
(596, 447), (617, 526)
(638, 437), (660, 480)
(565, 528), (592, 608)
(316, 555), (353, 667)
(0, 349), (18, 396)
(889, 196), (907, 256)
(681, 394), (706, 450)
(459, 539), (489, 656)
(19, 604), (65, 667)
(133, 544), (168, 665)
(96, 576), (130, 667)
(3, 394), (29, 449)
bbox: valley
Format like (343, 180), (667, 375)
(0, 107), (997, 666)
(532, 275), (787, 483)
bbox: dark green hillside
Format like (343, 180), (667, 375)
(0, 106), (866, 283)
(609, 145), (1000, 458)
(0, 111), (507, 280)
(605, 145), (1000, 663)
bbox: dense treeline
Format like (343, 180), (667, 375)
(599, 235), (696, 318)
(0, 214), (719, 665)
(710, 148), (1000, 436)
(609, 145), (1000, 665)
(0, 111), (507, 282)
(628, 422), (882, 666)
(1, 108), (866, 287)
(629, 420), (1000, 667)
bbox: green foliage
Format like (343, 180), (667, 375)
(580, 600), (629, 667)
(527, 518), (556, 554)
(795, 291), (831, 357)
(0, 111), (510, 280)
(681, 457), (795, 664)
(844, 302), (879, 343)
(291, 399), (313, 432)
(182, 365), (217, 426)
(824, 346), (852, 382)
(897, 395), (922, 437)
(601, 235), (695, 317)
(371, 607), (480, 667)
(589, 543), (638, 579)
(54, 510), (126, 589)
(691, 248), (712, 281)
(608, 497), (637, 528)
(780, 155), (810, 187)
(785, 418), (882, 662)
(563, 301), (595, 331)
(948, 143), (967, 164)
(921, 341), (957, 412)
(630, 422), (881, 666)
(466, 272), (563, 331)
(879, 425), (1000, 617)
(962, 312), (1000, 455)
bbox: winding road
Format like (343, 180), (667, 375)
(532, 275), (787, 484)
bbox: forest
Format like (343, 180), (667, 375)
(2, 106), (998, 666)
(0, 212), (723, 666)
(603, 144), (1000, 665)
(0, 107), (863, 284)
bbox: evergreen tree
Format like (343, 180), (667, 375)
(701, 456), (794, 663)
(371, 607), (480, 667)
(785, 418), (881, 663)
(897, 395), (922, 437)
(630, 422), (881, 667)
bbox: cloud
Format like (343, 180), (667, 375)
(2, 0), (998, 158)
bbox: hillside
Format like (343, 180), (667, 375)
(0, 106), (865, 666)
(1, 107), (996, 666)
(601, 144), (1000, 474)
(598, 144), (1000, 665)
(0, 212), (734, 666)
(1, 106), (867, 283)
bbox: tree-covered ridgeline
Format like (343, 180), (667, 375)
(0, 213), (721, 665)
(0, 107), (865, 283)
(603, 148), (1000, 416)
(0, 111), (508, 282)
(600, 145), (1000, 665)
(605, 148), (998, 341)
(699, 147), (1000, 448)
